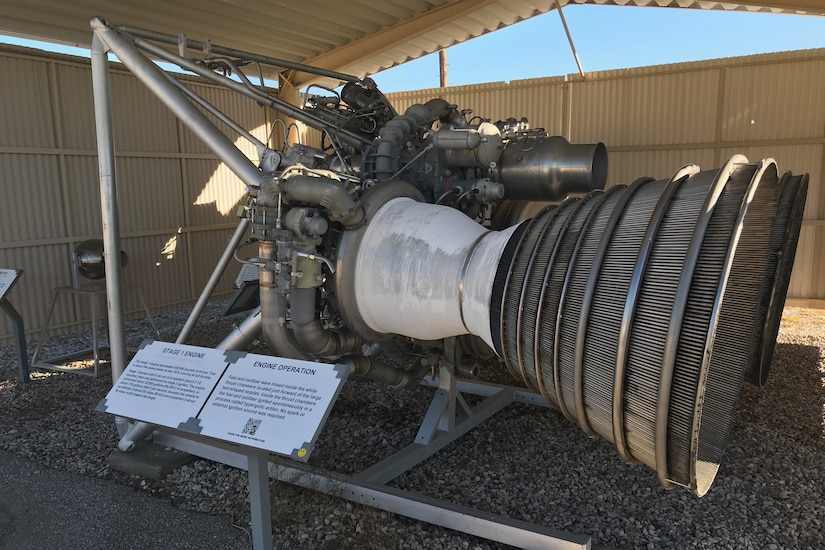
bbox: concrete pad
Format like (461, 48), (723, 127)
(107, 442), (197, 480)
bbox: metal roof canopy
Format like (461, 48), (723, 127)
(0, 0), (821, 88)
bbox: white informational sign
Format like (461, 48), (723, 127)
(197, 355), (346, 458)
(0, 269), (22, 300)
(98, 341), (346, 461)
(100, 341), (229, 428)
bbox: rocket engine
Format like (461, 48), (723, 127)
(92, 18), (807, 496)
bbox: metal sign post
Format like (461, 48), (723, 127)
(0, 269), (29, 383)
(98, 341), (347, 550)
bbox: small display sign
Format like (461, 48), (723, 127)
(98, 341), (346, 460)
(0, 269), (22, 300)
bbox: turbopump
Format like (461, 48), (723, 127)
(91, 18), (808, 496)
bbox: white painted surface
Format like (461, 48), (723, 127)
(354, 198), (514, 350)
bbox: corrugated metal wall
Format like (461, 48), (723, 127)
(0, 45), (274, 344)
(384, 49), (825, 308)
(2, 46), (823, 345)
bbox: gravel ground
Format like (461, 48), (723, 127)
(0, 303), (823, 549)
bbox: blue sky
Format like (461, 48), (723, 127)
(2, 5), (825, 93)
(371, 6), (825, 92)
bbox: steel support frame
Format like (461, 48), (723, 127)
(90, 19), (591, 548)
(31, 284), (158, 378)
(153, 374), (591, 550)
(90, 17), (274, 382)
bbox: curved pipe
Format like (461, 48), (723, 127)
(344, 355), (430, 388)
(424, 98), (466, 127)
(257, 241), (309, 360)
(372, 104), (436, 179)
(279, 175), (364, 227)
(290, 288), (361, 358)
(260, 287), (309, 360)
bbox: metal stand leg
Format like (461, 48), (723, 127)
(135, 286), (160, 337)
(355, 366), (515, 486)
(415, 365), (472, 444)
(32, 284), (157, 378)
(1, 298), (29, 383)
(32, 287), (109, 377)
(31, 289), (61, 366)
(247, 450), (274, 550)
(91, 288), (102, 376)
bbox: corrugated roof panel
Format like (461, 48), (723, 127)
(566, 0), (807, 14)
(349, 0), (419, 20)
(0, 56), (55, 148)
(1, 0), (818, 89)
(346, 0), (558, 77)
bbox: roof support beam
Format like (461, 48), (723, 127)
(555, 1), (584, 77)
(283, 0), (501, 87)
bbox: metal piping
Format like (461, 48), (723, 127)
(279, 175), (364, 227)
(344, 356), (429, 389)
(131, 36), (372, 148)
(290, 288), (361, 358)
(162, 71), (267, 157)
(117, 23), (360, 83)
(177, 219), (250, 344)
(217, 306), (263, 350)
(371, 104), (435, 180)
(91, 18), (263, 190)
(91, 31), (128, 389)
(257, 241), (309, 360)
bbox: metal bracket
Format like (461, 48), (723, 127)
(32, 283), (158, 377)
(153, 373), (589, 549)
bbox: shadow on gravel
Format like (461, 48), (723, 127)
(738, 342), (824, 449)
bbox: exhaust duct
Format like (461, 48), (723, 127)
(346, 155), (800, 496)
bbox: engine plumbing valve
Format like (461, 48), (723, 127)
(285, 207), (328, 288)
